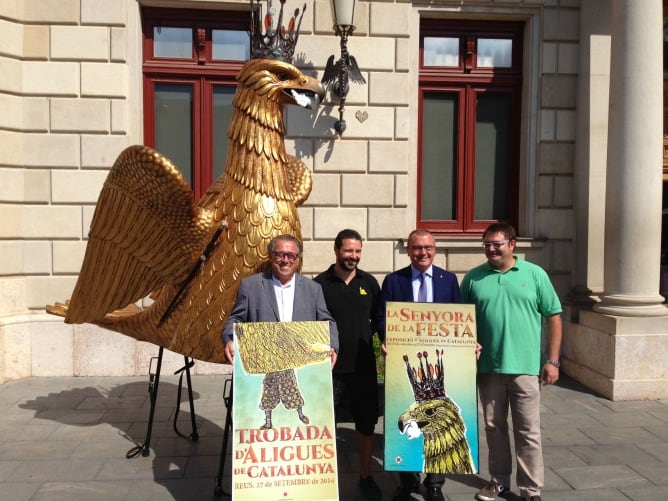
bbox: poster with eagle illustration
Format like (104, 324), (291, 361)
(384, 302), (479, 474)
(232, 321), (338, 501)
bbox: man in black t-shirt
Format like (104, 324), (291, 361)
(314, 229), (382, 501)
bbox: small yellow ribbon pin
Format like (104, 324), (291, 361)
(359, 287), (368, 295)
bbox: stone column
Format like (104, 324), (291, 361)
(569, 0), (610, 305)
(594, 0), (668, 317)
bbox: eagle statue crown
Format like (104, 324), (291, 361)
(250, 0), (306, 62)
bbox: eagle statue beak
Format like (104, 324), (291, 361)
(288, 81), (325, 110)
(290, 89), (324, 110)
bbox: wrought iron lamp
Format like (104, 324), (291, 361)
(322, 0), (365, 135)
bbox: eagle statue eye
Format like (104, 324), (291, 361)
(424, 407), (436, 417)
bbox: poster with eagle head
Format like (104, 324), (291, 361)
(384, 301), (479, 475)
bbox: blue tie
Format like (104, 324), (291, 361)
(418, 273), (428, 302)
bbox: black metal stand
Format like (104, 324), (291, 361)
(126, 347), (199, 458)
(172, 357), (199, 442)
(214, 377), (233, 497)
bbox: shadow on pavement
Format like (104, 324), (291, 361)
(19, 378), (230, 500)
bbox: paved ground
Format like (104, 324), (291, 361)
(0, 372), (666, 501)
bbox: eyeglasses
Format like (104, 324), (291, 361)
(482, 240), (509, 249)
(271, 251), (300, 262)
(410, 246), (435, 253)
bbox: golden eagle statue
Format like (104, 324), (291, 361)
(46, 0), (324, 364)
(398, 351), (475, 474)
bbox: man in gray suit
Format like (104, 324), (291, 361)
(222, 234), (339, 429)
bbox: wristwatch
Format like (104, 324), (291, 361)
(546, 359), (560, 368)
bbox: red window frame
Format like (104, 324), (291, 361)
(418, 19), (523, 234)
(141, 7), (248, 198)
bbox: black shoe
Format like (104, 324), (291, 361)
(359, 475), (382, 500)
(392, 484), (416, 501)
(425, 486), (445, 501)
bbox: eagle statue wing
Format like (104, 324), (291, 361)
(63, 145), (217, 324)
(285, 155), (313, 205)
(321, 54), (339, 87)
(347, 55), (366, 84)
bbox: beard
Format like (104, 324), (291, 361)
(337, 256), (359, 272)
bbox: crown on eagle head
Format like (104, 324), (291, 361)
(403, 350), (446, 402)
(250, 0), (306, 63)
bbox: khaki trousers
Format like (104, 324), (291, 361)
(478, 373), (544, 498)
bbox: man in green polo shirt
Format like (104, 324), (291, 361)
(460, 223), (562, 501)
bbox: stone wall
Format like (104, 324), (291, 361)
(0, 0), (579, 379)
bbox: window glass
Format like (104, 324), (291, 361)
(153, 27), (193, 58)
(212, 30), (249, 61)
(421, 92), (458, 220)
(154, 84), (193, 184)
(213, 86), (236, 179)
(477, 39), (512, 68)
(474, 93), (510, 220)
(423, 37), (460, 67)
(418, 19), (522, 232)
(143, 8), (266, 197)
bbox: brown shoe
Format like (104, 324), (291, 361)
(475, 480), (510, 501)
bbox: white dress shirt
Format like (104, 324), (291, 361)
(272, 275), (295, 321)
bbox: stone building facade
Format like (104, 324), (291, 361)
(0, 0), (666, 399)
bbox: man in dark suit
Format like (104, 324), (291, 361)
(377, 229), (461, 501)
(222, 234), (338, 429)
